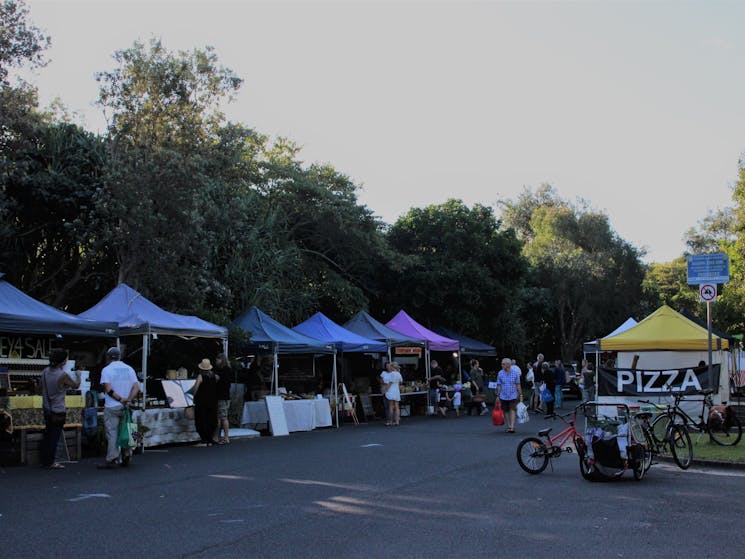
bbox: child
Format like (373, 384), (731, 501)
(452, 384), (462, 417)
(437, 384), (450, 417)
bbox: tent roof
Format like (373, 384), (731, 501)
(343, 311), (425, 347)
(583, 317), (638, 353)
(231, 306), (333, 354)
(433, 326), (496, 356)
(293, 312), (387, 353)
(0, 273), (118, 337)
(598, 305), (729, 351)
(80, 283), (226, 338)
(385, 310), (460, 352)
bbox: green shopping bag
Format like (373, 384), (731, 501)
(117, 408), (137, 449)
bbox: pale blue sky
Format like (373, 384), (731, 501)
(21, 0), (745, 262)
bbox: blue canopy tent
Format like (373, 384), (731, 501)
(79, 283), (228, 409)
(343, 310), (425, 361)
(231, 306), (335, 398)
(433, 327), (496, 357)
(0, 272), (118, 338)
(294, 312), (387, 425)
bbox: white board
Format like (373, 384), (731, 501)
(264, 396), (289, 437)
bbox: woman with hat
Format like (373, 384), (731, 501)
(192, 358), (220, 446)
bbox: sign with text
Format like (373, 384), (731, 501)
(597, 364), (720, 396)
(0, 336), (52, 360)
(395, 347), (422, 356)
(687, 253), (729, 284)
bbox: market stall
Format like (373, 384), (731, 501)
(0, 273), (118, 465)
(240, 398), (332, 432)
(79, 283), (228, 446)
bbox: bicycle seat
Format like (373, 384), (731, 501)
(538, 428), (552, 437)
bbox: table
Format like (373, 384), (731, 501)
(132, 408), (200, 447)
(241, 399), (333, 431)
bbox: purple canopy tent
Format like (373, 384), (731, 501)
(385, 310), (460, 384)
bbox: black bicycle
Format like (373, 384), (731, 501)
(654, 389), (742, 447)
(636, 400), (692, 470)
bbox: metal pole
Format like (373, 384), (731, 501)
(141, 333), (148, 410)
(333, 351), (339, 428)
(708, 301), (714, 390)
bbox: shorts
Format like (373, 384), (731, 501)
(453, 404), (461, 410)
(499, 398), (517, 412)
(217, 400), (230, 420)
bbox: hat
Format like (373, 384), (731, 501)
(106, 347), (121, 359)
(198, 358), (213, 371)
(454, 383), (462, 391)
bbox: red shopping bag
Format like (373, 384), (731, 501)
(492, 405), (504, 426)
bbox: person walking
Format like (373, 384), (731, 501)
(40, 348), (81, 469)
(532, 353), (546, 412)
(582, 362), (596, 403)
(385, 362), (403, 426)
(523, 363), (535, 411)
(193, 358), (219, 446)
(380, 361), (393, 424)
(553, 360), (565, 409)
(541, 362), (555, 416)
(429, 360), (446, 414)
(98, 347), (140, 469)
(469, 359), (488, 415)
(495, 357), (523, 433)
(214, 353), (232, 444)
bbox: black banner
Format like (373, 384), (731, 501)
(597, 364), (720, 397)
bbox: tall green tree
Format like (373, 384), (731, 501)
(0, 0), (50, 85)
(386, 199), (526, 353)
(501, 186), (645, 361)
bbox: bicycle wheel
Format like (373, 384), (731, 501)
(669, 425), (693, 470)
(574, 437), (597, 481)
(651, 412), (686, 444)
(708, 414), (742, 447)
(516, 437), (549, 474)
(642, 429), (655, 472)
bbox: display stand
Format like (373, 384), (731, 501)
(339, 383), (358, 425)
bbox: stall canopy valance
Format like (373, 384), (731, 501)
(343, 311), (425, 347)
(597, 305), (729, 351)
(583, 317), (638, 353)
(0, 272), (117, 337)
(231, 306), (334, 354)
(385, 310), (459, 352)
(79, 283), (226, 339)
(293, 312), (387, 353)
(433, 326), (496, 356)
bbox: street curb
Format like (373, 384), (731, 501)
(656, 454), (745, 471)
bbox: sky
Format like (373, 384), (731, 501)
(18, 0), (745, 263)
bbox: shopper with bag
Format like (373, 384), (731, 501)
(40, 348), (81, 469)
(98, 347), (140, 469)
(495, 357), (523, 433)
(540, 362), (555, 416)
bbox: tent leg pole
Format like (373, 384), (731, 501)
(334, 353), (339, 428)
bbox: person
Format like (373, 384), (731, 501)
(495, 357), (523, 433)
(214, 353), (232, 444)
(468, 359), (488, 415)
(437, 383), (450, 417)
(380, 361), (393, 424)
(532, 353), (545, 412)
(40, 348), (81, 469)
(541, 361), (555, 416)
(193, 358), (220, 446)
(452, 384), (462, 417)
(523, 363), (535, 411)
(98, 347), (140, 469)
(582, 362), (595, 403)
(385, 361), (403, 426)
(553, 360), (565, 409)
(429, 360), (446, 415)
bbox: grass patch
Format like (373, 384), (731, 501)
(688, 433), (745, 462)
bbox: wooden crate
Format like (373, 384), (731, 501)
(19, 426), (82, 465)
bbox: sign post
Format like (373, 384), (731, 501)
(687, 254), (730, 391)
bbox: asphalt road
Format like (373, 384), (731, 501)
(2, 410), (744, 559)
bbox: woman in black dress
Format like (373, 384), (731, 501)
(192, 358), (219, 446)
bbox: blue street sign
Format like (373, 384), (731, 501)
(686, 253), (730, 284)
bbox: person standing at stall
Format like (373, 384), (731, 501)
(41, 348), (81, 469)
(214, 353), (232, 445)
(385, 362), (403, 426)
(98, 347), (139, 469)
(193, 358), (219, 446)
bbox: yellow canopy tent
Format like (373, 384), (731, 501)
(597, 305), (729, 352)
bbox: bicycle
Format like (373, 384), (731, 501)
(516, 405), (587, 476)
(650, 389), (741, 447)
(635, 399), (692, 470)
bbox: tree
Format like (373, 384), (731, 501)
(501, 187), (645, 361)
(386, 199), (526, 353)
(0, 0), (50, 85)
(94, 39), (242, 309)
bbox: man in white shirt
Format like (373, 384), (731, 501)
(98, 347), (140, 469)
